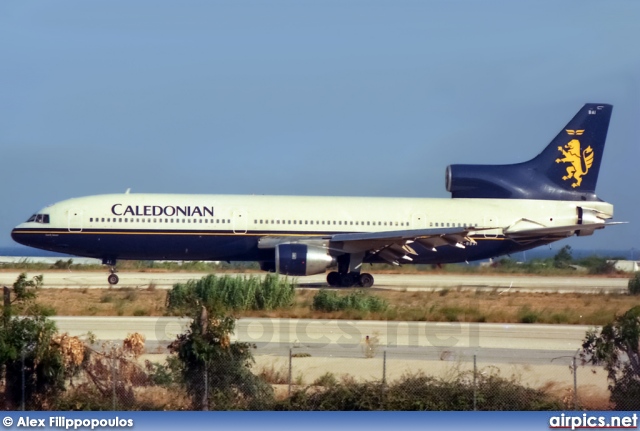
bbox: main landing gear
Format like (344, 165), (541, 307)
(102, 258), (119, 285)
(326, 271), (375, 288)
(326, 253), (374, 287)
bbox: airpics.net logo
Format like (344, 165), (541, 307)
(549, 413), (638, 430)
(153, 317), (482, 349)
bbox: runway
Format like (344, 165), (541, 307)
(0, 270), (629, 293)
(49, 316), (591, 364)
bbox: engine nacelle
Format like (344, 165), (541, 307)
(275, 243), (336, 276)
(259, 261), (276, 272)
(446, 164), (533, 199)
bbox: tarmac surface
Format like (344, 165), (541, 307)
(0, 270), (629, 293)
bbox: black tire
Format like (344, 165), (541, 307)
(327, 271), (340, 287)
(108, 274), (119, 285)
(340, 273), (357, 287)
(359, 273), (374, 288)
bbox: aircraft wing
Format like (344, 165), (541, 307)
(329, 227), (482, 265)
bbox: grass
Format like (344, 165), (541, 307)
(30, 286), (640, 325)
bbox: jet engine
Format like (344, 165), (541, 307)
(275, 243), (336, 276)
(445, 164), (533, 199)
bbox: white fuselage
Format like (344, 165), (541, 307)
(12, 193), (613, 264)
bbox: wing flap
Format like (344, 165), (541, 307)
(504, 222), (625, 239)
(331, 227), (484, 263)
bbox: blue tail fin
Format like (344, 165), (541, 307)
(446, 103), (613, 201)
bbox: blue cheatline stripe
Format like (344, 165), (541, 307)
(11, 228), (506, 240)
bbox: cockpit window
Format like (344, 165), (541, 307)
(27, 214), (50, 224)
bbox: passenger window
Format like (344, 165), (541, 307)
(101, 218), (105, 222)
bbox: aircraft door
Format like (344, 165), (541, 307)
(68, 209), (83, 232)
(232, 209), (248, 234)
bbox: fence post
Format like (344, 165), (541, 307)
(21, 347), (25, 411)
(112, 354), (116, 411)
(288, 348), (292, 396)
(473, 354), (477, 411)
(382, 350), (387, 385)
(3, 286), (10, 326)
(573, 356), (578, 410)
(202, 364), (208, 411)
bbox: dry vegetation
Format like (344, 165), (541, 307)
(34, 286), (639, 325)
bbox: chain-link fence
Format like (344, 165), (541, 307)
(1, 338), (609, 411)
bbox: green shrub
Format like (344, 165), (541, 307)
(275, 371), (561, 411)
(628, 273), (640, 295)
(166, 274), (295, 313)
(312, 289), (388, 313)
(518, 306), (540, 324)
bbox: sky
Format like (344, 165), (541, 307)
(1, 0), (639, 255)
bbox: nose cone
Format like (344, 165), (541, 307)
(11, 226), (28, 246)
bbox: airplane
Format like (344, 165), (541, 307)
(11, 103), (619, 288)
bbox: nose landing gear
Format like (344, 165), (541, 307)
(102, 258), (119, 285)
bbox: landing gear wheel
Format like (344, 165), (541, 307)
(108, 274), (119, 285)
(340, 273), (358, 287)
(327, 271), (341, 287)
(359, 273), (374, 288)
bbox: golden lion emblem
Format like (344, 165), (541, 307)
(555, 131), (594, 188)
